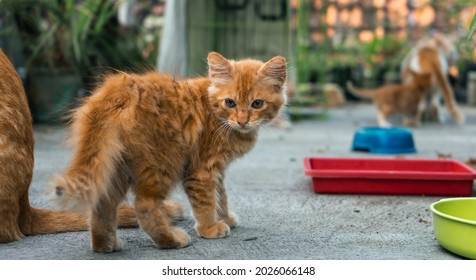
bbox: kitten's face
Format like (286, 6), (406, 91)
(207, 52), (287, 133)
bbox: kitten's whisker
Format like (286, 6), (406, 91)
(222, 123), (233, 148)
(212, 121), (230, 144)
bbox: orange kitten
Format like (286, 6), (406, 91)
(347, 70), (432, 127)
(52, 52), (287, 252)
(0, 49), (136, 243)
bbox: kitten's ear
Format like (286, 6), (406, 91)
(258, 56), (287, 92)
(208, 52), (234, 85)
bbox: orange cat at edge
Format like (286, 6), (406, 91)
(347, 70), (432, 127)
(52, 52), (287, 252)
(0, 49), (137, 243)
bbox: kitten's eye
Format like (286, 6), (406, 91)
(251, 99), (264, 109)
(224, 98), (236, 108)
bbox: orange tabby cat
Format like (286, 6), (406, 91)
(52, 52), (287, 252)
(400, 33), (463, 124)
(0, 49), (137, 243)
(347, 71), (432, 127)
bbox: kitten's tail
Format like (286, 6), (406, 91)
(51, 106), (126, 210)
(346, 81), (376, 99)
(23, 109), (136, 238)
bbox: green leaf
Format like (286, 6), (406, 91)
(468, 11), (476, 40)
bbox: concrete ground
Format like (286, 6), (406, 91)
(1, 103), (475, 260)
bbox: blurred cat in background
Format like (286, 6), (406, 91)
(347, 70), (432, 127)
(400, 33), (464, 125)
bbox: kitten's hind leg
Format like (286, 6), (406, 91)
(404, 106), (421, 127)
(90, 164), (130, 253)
(90, 196), (123, 253)
(133, 165), (190, 249)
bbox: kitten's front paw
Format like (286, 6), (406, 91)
(157, 227), (191, 249)
(92, 236), (123, 253)
(196, 221), (230, 239)
(222, 212), (238, 228)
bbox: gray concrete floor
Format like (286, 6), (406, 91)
(1, 103), (475, 260)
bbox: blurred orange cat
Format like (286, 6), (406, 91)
(347, 70), (432, 127)
(400, 33), (463, 124)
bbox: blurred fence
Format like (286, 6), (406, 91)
(185, 0), (291, 76)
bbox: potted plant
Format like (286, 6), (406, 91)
(2, 0), (146, 123)
(355, 35), (407, 87)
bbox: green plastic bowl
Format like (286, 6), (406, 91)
(430, 198), (476, 259)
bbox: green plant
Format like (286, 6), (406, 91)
(456, 36), (475, 62)
(356, 35), (408, 69)
(468, 10), (476, 39)
(2, 0), (149, 86)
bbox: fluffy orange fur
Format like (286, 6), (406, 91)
(347, 71), (432, 127)
(401, 34), (463, 124)
(52, 52), (287, 252)
(0, 49), (137, 244)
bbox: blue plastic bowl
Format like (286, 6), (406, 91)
(351, 127), (416, 154)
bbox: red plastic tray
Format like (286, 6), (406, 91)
(304, 157), (476, 196)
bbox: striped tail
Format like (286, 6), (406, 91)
(346, 81), (377, 99)
(51, 103), (126, 210)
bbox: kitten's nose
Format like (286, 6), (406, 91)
(237, 121), (248, 128)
